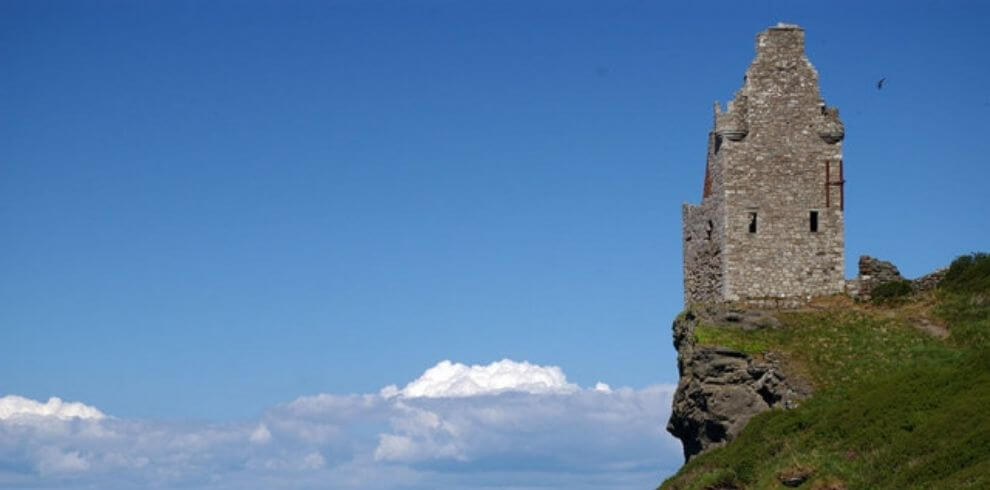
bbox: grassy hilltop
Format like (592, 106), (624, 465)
(660, 253), (990, 490)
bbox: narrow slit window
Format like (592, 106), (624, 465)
(810, 211), (819, 232)
(748, 213), (757, 233)
(706, 220), (713, 240)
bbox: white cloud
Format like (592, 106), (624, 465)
(249, 424), (271, 444)
(373, 433), (418, 462)
(397, 359), (578, 398)
(0, 360), (683, 489)
(35, 447), (90, 475)
(0, 395), (105, 421)
(301, 451), (326, 470)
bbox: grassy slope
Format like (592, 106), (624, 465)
(660, 255), (990, 490)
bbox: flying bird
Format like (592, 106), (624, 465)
(877, 77), (886, 90)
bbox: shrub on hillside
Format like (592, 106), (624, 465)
(871, 280), (913, 304)
(940, 252), (990, 294)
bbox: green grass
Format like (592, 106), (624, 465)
(941, 252), (990, 294)
(936, 252), (990, 349)
(663, 353), (990, 489)
(660, 254), (990, 489)
(870, 280), (913, 305)
(694, 308), (951, 390)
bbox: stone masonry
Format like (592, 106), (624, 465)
(683, 24), (846, 306)
(846, 255), (947, 300)
(852, 255), (904, 300)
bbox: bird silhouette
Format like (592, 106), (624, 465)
(877, 77), (886, 90)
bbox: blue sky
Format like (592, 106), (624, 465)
(2, 1), (989, 488)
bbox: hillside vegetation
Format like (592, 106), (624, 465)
(660, 253), (990, 489)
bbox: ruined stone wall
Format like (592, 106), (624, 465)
(683, 24), (845, 305)
(846, 255), (947, 300)
(683, 124), (728, 306)
(912, 268), (947, 293)
(683, 201), (723, 306)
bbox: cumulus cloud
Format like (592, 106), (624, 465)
(0, 360), (683, 489)
(249, 424), (272, 444)
(35, 447), (90, 475)
(0, 396), (105, 421)
(393, 359), (579, 398)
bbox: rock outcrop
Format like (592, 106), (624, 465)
(666, 306), (811, 461)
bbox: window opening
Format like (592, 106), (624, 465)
(748, 213), (757, 233)
(706, 220), (713, 240)
(810, 211), (819, 232)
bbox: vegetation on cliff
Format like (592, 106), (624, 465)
(661, 253), (990, 489)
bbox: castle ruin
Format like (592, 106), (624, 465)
(682, 24), (846, 306)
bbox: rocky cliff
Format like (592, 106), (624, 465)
(666, 306), (811, 461)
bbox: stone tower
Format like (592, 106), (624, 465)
(682, 24), (846, 306)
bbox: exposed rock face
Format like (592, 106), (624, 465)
(666, 307), (811, 461)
